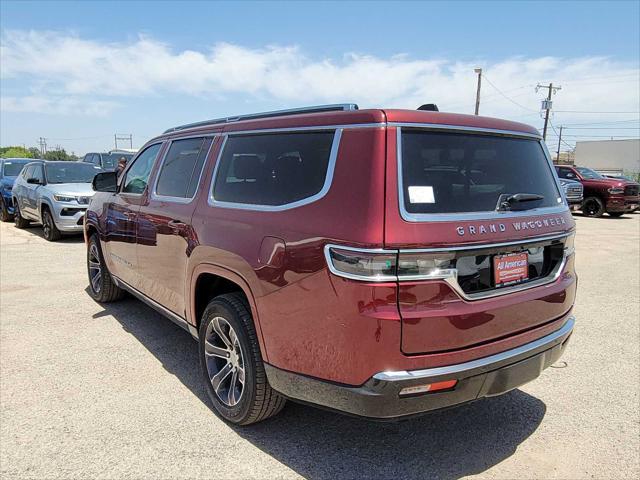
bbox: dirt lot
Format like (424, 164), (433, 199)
(1, 214), (639, 479)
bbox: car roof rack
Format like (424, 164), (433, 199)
(164, 103), (359, 133)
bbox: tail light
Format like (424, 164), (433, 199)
(324, 246), (397, 281)
(325, 233), (575, 283)
(325, 245), (455, 282)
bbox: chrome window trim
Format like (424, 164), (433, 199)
(150, 135), (217, 204)
(208, 128), (343, 212)
(324, 233), (574, 300)
(373, 315), (575, 381)
(395, 127), (568, 222)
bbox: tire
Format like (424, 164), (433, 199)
(41, 207), (61, 241)
(87, 234), (125, 302)
(608, 212), (625, 218)
(0, 198), (12, 222)
(199, 293), (285, 425)
(13, 201), (30, 229)
(582, 196), (605, 218)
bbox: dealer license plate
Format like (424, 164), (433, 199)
(493, 252), (529, 287)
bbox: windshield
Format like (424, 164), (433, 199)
(400, 130), (562, 214)
(103, 153), (133, 170)
(45, 163), (102, 184)
(2, 161), (30, 177)
(576, 167), (604, 179)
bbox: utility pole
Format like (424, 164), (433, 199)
(38, 137), (47, 156)
(536, 83), (561, 140)
(556, 125), (563, 162)
(474, 68), (482, 115)
(114, 134), (133, 150)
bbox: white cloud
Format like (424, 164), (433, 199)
(1, 29), (639, 125)
(1, 95), (119, 116)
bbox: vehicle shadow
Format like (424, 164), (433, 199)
(91, 292), (547, 480)
(19, 224), (85, 242)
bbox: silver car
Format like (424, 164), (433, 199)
(12, 161), (102, 241)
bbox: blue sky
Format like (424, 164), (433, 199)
(1, 0), (639, 155)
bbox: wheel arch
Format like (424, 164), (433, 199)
(189, 264), (268, 362)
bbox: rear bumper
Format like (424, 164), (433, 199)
(266, 316), (574, 419)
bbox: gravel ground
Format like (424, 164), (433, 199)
(1, 214), (639, 480)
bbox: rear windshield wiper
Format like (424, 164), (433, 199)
(497, 193), (545, 211)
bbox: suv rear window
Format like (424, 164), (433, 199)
(212, 131), (335, 207)
(400, 130), (562, 215)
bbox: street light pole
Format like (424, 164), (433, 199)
(474, 68), (482, 115)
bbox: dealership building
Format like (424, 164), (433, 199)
(574, 139), (640, 177)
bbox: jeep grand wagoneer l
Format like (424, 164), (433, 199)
(85, 104), (576, 425)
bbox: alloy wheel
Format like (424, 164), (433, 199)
(204, 316), (245, 407)
(43, 212), (52, 238)
(88, 243), (102, 293)
(583, 199), (597, 216)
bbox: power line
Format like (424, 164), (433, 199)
(562, 127), (640, 130)
(483, 75), (538, 112)
(554, 110), (640, 114)
(561, 118), (640, 126)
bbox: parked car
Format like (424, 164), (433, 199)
(558, 177), (584, 211)
(85, 104), (576, 425)
(0, 158), (34, 221)
(555, 165), (640, 217)
(81, 150), (135, 171)
(12, 161), (102, 240)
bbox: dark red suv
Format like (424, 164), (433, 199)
(85, 104), (576, 425)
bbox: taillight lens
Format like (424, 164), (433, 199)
(563, 233), (575, 256)
(325, 247), (397, 281)
(397, 252), (457, 280)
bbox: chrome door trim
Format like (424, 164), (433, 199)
(373, 316), (575, 381)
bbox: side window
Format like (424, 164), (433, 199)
(22, 165), (34, 180)
(92, 154), (101, 166)
(32, 164), (44, 183)
(82, 154), (91, 163)
(212, 131), (335, 206)
(122, 144), (162, 194)
(155, 137), (210, 198)
(557, 167), (575, 179)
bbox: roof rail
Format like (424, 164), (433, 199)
(164, 103), (359, 133)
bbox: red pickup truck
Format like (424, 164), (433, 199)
(555, 165), (639, 217)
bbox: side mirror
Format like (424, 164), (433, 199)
(27, 178), (42, 185)
(566, 173), (575, 178)
(93, 171), (118, 193)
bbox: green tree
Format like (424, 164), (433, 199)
(0, 146), (34, 159)
(43, 149), (78, 161)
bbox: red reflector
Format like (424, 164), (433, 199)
(399, 379), (458, 396)
(429, 379), (458, 391)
